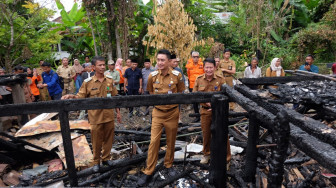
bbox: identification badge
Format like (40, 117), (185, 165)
(107, 93), (112, 97)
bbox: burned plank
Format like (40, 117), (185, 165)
(238, 76), (324, 85)
(235, 84), (336, 149)
(0, 92), (222, 116)
(290, 124), (336, 174)
(188, 173), (214, 188)
(154, 168), (193, 187)
(0, 74), (27, 86)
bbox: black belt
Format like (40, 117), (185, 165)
(154, 106), (178, 112)
(201, 106), (211, 109)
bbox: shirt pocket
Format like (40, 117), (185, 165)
(89, 89), (100, 98)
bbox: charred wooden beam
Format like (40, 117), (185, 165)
(222, 85), (276, 126)
(154, 168), (193, 187)
(0, 92), (222, 116)
(239, 76), (324, 85)
(243, 111), (260, 183)
(78, 166), (131, 187)
(188, 173), (214, 188)
(290, 125), (336, 174)
(267, 110), (290, 188)
(229, 111), (249, 118)
(235, 84), (336, 149)
(209, 94), (229, 187)
(59, 110), (78, 187)
(229, 140), (247, 148)
(0, 74), (27, 86)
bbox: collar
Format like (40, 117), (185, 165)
(92, 75), (106, 82)
(202, 73), (217, 80)
(159, 67), (172, 75)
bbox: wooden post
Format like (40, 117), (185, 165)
(59, 110), (78, 187)
(209, 94), (229, 187)
(243, 111), (260, 183)
(11, 83), (28, 125)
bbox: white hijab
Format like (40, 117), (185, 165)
(270, 58), (282, 77)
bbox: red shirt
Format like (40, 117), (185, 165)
(332, 63), (336, 74)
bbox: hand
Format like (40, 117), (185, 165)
(139, 88), (142, 94)
(61, 94), (76, 100)
(305, 65), (311, 71)
(206, 102), (212, 111)
(0, 95), (2, 100)
(117, 113), (122, 123)
(5, 87), (12, 92)
(124, 87), (128, 93)
(31, 95), (35, 101)
(37, 83), (43, 88)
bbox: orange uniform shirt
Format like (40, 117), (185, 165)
(28, 75), (41, 96)
(186, 59), (204, 89)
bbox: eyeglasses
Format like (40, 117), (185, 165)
(192, 56), (199, 58)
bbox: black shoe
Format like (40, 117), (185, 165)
(92, 164), (100, 173)
(137, 173), (152, 186)
(192, 117), (200, 123)
(166, 167), (177, 177)
(102, 160), (113, 166)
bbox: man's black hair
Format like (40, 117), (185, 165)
(41, 62), (51, 67)
(39, 60), (44, 63)
(157, 49), (171, 59)
(144, 58), (151, 62)
(14, 65), (23, 71)
(131, 59), (138, 63)
(23, 67), (28, 73)
(224, 48), (231, 53)
(91, 56), (105, 66)
(85, 56), (90, 59)
(203, 58), (216, 67)
(306, 54), (314, 60)
(171, 54), (177, 59)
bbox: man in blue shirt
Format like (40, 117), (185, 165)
(124, 59), (143, 117)
(142, 59), (155, 115)
(299, 54), (319, 73)
(37, 62), (63, 100)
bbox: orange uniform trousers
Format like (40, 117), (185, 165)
(143, 107), (179, 175)
(91, 121), (115, 165)
(200, 108), (231, 162)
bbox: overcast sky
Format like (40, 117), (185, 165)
(35, 0), (150, 20)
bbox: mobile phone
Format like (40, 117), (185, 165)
(305, 62), (309, 66)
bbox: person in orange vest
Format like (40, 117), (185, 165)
(186, 51), (204, 122)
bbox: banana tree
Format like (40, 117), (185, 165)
(52, 0), (93, 59)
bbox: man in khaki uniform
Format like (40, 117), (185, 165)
(57, 57), (76, 95)
(219, 49), (236, 87)
(137, 49), (185, 186)
(62, 56), (121, 172)
(36, 60), (50, 101)
(193, 58), (231, 164)
(214, 57), (223, 76)
(219, 49), (236, 109)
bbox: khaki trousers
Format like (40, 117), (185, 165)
(91, 121), (115, 165)
(200, 108), (231, 162)
(143, 107), (179, 175)
(62, 81), (75, 95)
(39, 87), (50, 101)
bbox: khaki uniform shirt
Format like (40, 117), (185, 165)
(147, 68), (185, 111)
(57, 65), (76, 83)
(219, 59), (236, 76)
(193, 73), (226, 107)
(76, 75), (118, 125)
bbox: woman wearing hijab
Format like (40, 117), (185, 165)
(266, 58), (285, 77)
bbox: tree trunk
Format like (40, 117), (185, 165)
(86, 9), (98, 56)
(115, 26), (122, 58)
(105, 0), (115, 60)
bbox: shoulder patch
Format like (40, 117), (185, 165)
(106, 75), (113, 79)
(172, 70), (180, 76)
(84, 77), (92, 83)
(151, 71), (159, 76)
